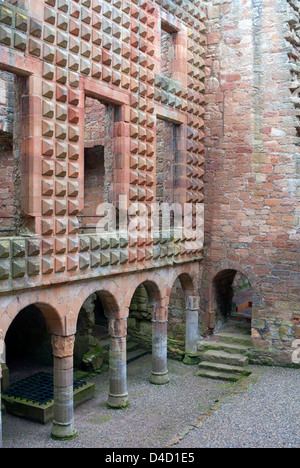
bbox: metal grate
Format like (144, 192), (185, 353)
(2, 372), (86, 406)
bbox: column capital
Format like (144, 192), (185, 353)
(108, 317), (127, 338)
(51, 335), (75, 358)
(185, 295), (199, 310)
(155, 306), (168, 322)
(152, 317), (168, 324)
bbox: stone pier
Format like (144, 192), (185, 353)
(51, 335), (78, 441)
(107, 318), (129, 409)
(150, 319), (170, 385)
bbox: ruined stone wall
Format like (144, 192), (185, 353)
(74, 293), (109, 372)
(81, 100), (114, 231)
(0, 72), (14, 236)
(80, 146), (105, 232)
(128, 284), (153, 351)
(160, 30), (172, 78)
(0, 73), (28, 237)
(233, 272), (251, 292)
(202, 0), (300, 366)
(0, 71), (14, 135)
(84, 97), (106, 149)
(156, 118), (175, 205)
(0, 140), (14, 236)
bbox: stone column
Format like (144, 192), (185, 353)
(184, 296), (200, 365)
(150, 319), (169, 385)
(0, 330), (4, 448)
(107, 318), (129, 409)
(51, 335), (77, 440)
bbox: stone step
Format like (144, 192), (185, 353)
(215, 330), (252, 346)
(126, 340), (140, 352)
(127, 348), (148, 364)
(227, 324), (252, 334)
(230, 312), (251, 323)
(200, 350), (249, 367)
(198, 340), (250, 356)
(195, 369), (241, 382)
(198, 361), (252, 377)
(221, 324), (250, 334)
(227, 320), (251, 331)
(222, 326), (251, 336)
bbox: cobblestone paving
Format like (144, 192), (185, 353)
(175, 366), (300, 448)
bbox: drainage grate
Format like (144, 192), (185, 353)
(2, 372), (86, 406)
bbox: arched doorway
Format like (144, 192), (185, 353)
(167, 277), (187, 360)
(197, 269), (253, 382)
(128, 283), (155, 355)
(1, 300), (83, 441)
(3, 305), (52, 388)
(74, 293), (109, 373)
(168, 273), (199, 365)
(75, 288), (131, 409)
(128, 280), (170, 385)
(212, 269), (252, 334)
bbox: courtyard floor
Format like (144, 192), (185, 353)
(2, 355), (299, 449)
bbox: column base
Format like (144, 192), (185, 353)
(150, 371), (170, 385)
(107, 393), (129, 409)
(183, 353), (201, 365)
(51, 422), (78, 441)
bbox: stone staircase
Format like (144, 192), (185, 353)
(196, 314), (252, 382)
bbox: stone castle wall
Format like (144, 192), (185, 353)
(202, 0), (300, 366)
(0, 0), (298, 372)
(0, 0), (205, 295)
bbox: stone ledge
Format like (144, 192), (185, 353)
(2, 382), (95, 424)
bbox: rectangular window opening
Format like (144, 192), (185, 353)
(80, 96), (115, 234)
(0, 71), (14, 237)
(0, 72), (26, 237)
(156, 118), (181, 231)
(160, 22), (177, 79)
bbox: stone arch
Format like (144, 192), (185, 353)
(166, 263), (200, 303)
(205, 265), (254, 336)
(167, 271), (199, 362)
(127, 279), (164, 353)
(1, 301), (63, 393)
(174, 272), (197, 296)
(73, 281), (123, 374)
(203, 259), (258, 301)
(0, 298), (64, 339)
(73, 279), (123, 322)
(129, 273), (165, 303)
(94, 290), (120, 320)
(214, 269), (239, 319)
(138, 279), (163, 312)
